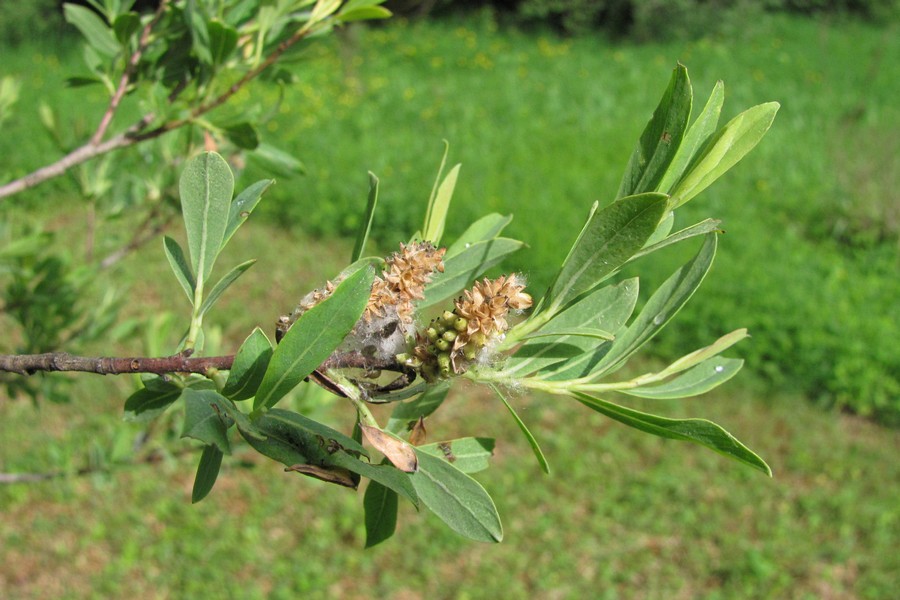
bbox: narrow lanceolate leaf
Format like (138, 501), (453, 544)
(586, 233), (718, 380)
(191, 445), (223, 503)
(179, 151), (234, 288)
(445, 213), (513, 258)
(364, 480), (398, 548)
(411, 450), (503, 543)
(419, 238), (524, 309)
(657, 328), (748, 377)
(628, 218), (722, 264)
(621, 357), (743, 399)
(254, 267), (375, 410)
(490, 385), (550, 474)
(572, 391), (771, 476)
(617, 64), (692, 198)
(352, 172), (379, 262)
(386, 381), (450, 435)
(221, 179), (273, 250)
(181, 389), (233, 454)
(198, 259), (256, 317)
(669, 102), (780, 208)
(658, 80), (725, 194)
(504, 278), (638, 378)
(418, 438), (495, 474)
(222, 328), (273, 401)
(547, 194), (667, 313)
(423, 163), (460, 245)
(267, 409), (368, 458)
(163, 236), (195, 304)
(524, 328), (615, 341)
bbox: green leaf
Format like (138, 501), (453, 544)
(490, 384), (549, 474)
(621, 357), (744, 400)
(617, 64), (692, 198)
(655, 328), (748, 377)
(254, 267), (375, 409)
(163, 236), (195, 303)
(191, 445), (223, 503)
(418, 437), (495, 474)
(223, 122), (259, 150)
(546, 193), (668, 312)
(112, 12), (140, 45)
(352, 172), (379, 262)
(248, 143), (306, 177)
(524, 328), (615, 341)
(181, 389), (233, 454)
(179, 151), (234, 288)
(669, 102), (780, 209)
(207, 19), (239, 65)
(222, 328), (273, 401)
(572, 391), (771, 476)
(363, 480), (398, 548)
(411, 450), (503, 543)
(310, 0), (343, 24)
(445, 213), (513, 258)
(423, 163), (460, 245)
(267, 409), (367, 457)
(222, 179), (273, 250)
(123, 382), (182, 422)
(419, 238), (525, 309)
(338, 6), (392, 22)
(64, 3), (120, 58)
(628, 218), (722, 264)
(504, 278), (638, 378)
(198, 259), (256, 317)
(385, 381), (450, 435)
(586, 233), (718, 380)
(658, 80), (724, 194)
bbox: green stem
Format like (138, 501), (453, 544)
(184, 280), (205, 351)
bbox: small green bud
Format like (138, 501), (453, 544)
(442, 310), (456, 325)
(453, 317), (468, 332)
(425, 327), (439, 341)
(441, 330), (457, 342)
(435, 338), (450, 352)
(463, 344), (478, 360)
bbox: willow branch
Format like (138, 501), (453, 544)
(0, 352), (235, 376)
(0, 11), (314, 201)
(0, 351), (416, 391)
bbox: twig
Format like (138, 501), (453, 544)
(0, 352), (236, 376)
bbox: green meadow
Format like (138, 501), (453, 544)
(2, 11), (899, 599)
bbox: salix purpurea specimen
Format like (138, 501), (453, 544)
(0, 65), (779, 546)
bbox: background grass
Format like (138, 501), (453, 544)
(2, 9), (899, 599)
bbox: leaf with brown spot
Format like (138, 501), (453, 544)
(360, 424), (418, 473)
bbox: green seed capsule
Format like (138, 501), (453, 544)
(425, 327), (439, 341)
(441, 330), (457, 342)
(437, 353), (451, 376)
(442, 311), (456, 325)
(453, 317), (468, 332)
(435, 338), (450, 352)
(463, 344), (478, 360)
(470, 331), (486, 347)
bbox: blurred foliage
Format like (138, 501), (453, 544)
(0, 0), (66, 46)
